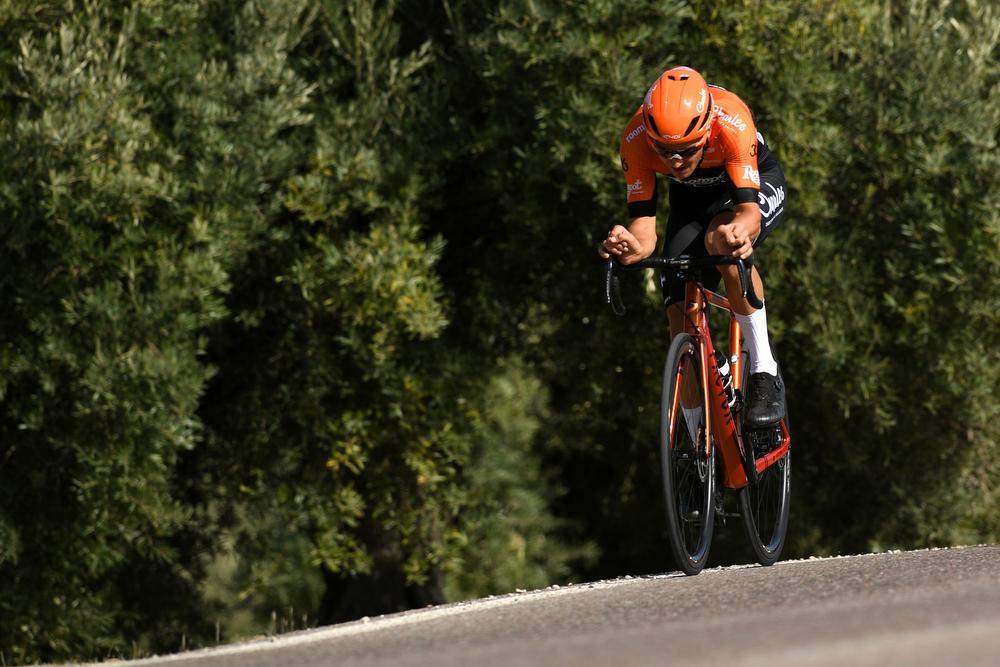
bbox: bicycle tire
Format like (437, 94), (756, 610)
(737, 346), (791, 565)
(660, 333), (716, 575)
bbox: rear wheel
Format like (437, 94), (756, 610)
(660, 333), (716, 575)
(738, 430), (790, 564)
(737, 346), (791, 565)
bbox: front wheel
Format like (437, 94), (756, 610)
(660, 333), (716, 575)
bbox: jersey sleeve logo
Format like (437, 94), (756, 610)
(742, 166), (760, 186)
(625, 124), (646, 143)
(715, 105), (748, 132)
(758, 183), (785, 219)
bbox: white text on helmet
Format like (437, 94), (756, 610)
(644, 82), (658, 109)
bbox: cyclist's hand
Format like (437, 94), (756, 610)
(718, 223), (754, 260)
(600, 225), (645, 264)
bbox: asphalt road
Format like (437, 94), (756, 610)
(93, 545), (1000, 667)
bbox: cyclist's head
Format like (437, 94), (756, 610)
(642, 66), (714, 148)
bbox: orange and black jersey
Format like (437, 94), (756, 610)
(619, 85), (779, 219)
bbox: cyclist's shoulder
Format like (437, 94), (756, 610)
(709, 85), (754, 114)
(620, 105), (647, 147)
(709, 85), (756, 136)
(619, 105), (656, 168)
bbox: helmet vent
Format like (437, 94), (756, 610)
(666, 74), (690, 81)
(646, 113), (661, 137)
(683, 116), (699, 137)
(696, 107), (710, 130)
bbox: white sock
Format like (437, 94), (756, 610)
(735, 305), (778, 376)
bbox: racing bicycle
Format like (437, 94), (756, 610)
(604, 255), (791, 575)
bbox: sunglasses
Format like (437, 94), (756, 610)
(651, 140), (704, 160)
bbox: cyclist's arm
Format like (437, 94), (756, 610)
(718, 202), (761, 259)
(608, 110), (659, 263)
(716, 100), (763, 259)
(600, 216), (656, 264)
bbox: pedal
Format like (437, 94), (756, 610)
(715, 497), (739, 520)
(747, 424), (783, 457)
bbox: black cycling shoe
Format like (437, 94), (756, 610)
(743, 372), (786, 427)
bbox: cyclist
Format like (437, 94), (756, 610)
(599, 66), (785, 427)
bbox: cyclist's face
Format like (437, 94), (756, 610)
(650, 137), (707, 178)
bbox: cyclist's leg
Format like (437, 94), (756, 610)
(703, 170), (785, 328)
(704, 212), (769, 316)
(661, 185), (720, 337)
(661, 199), (712, 443)
(662, 219), (704, 337)
(662, 220), (706, 442)
(705, 167), (787, 425)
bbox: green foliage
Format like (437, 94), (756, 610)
(423, 0), (694, 577)
(444, 358), (597, 599)
(1, 0), (998, 662)
(0, 0), (324, 661)
(0, 4), (218, 660)
(192, 0), (455, 617)
(832, 0), (1000, 547)
(683, 0), (1000, 551)
(187, 0), (577, 639)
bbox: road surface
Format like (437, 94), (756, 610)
(77, 545), (1000, 667)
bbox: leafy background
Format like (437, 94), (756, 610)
(0, 0), (997, 662)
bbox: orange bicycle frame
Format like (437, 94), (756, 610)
(684, 282), (748, 489)
(606, 255), (789, 489)
(680, 281), (791, 486)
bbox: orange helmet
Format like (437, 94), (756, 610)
(642, 66), (714, 146)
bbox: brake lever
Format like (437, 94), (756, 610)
(739, 256), (764, 310)
(604, 258), (626, 315)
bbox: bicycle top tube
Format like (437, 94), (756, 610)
(604, 254), (763, 314)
